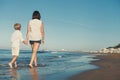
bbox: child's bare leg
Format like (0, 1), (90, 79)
(14, 61), (18, 68)
(8, 63), (13, 68)
(14, 61), (17, 64)
(9, 56), (18, 68)
(11, 56), (18, 64)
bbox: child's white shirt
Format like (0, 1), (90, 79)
(11, 30), (24, 47)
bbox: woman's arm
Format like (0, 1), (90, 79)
(26, 23), (31, 44)
(40, 22), (45, 43)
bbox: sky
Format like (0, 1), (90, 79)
(0, 0), (120, 51)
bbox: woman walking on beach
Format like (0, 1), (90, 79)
(26, 11), (45, 68)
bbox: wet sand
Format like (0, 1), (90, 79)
(70, 53), (120, 80)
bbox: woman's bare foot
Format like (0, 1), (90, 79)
(29, 64), (33, 68)
(8, 63), (13, 68)
(34, 64), (38, 67)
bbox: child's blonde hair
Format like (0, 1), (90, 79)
(14, 23), (21, 30)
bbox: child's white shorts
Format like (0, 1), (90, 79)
(12, 47), (19, 56)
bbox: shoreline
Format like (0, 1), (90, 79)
(69, 53), (120, 80)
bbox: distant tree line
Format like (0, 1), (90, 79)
(107, 43), (120, 49)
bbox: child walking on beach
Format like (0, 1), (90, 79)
(8, 23), (26, 68)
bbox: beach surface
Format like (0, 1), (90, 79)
(70, 53), (120, 80)
(0, 50), (98, 80)
(1, 49), (120, 80)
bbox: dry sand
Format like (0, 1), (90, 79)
(70, 53), (120, 80)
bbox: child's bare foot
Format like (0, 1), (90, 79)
(14, 62), (18, 68)
(29, 64), (33, 68)
(14, 64), (18, 68)
(8, 63), (13, 68)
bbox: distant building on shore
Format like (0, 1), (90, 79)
(98, 48), (120, 53)
(98, 43), (120, 53)
(90, 44), (120, 53)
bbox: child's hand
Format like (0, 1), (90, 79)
(23, 40), (28, 45)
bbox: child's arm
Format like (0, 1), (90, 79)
(20, 35), (28, 45)
(18, 32), (27, 45)
(20, 33), (28, 45)
(20, 33), (24, 42)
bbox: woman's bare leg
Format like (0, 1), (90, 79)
(33, 43), (40, 66)
(34, 43), (40, 66)
(29, 43), (40, 68)
(29, 44), (34, 68)
(34, 54), (37, 66)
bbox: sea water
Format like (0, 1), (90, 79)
(0, 49), (99, 80)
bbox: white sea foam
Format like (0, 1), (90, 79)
(67, 55), (97, 63)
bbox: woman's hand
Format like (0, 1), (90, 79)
(42, 39), (45, 44)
